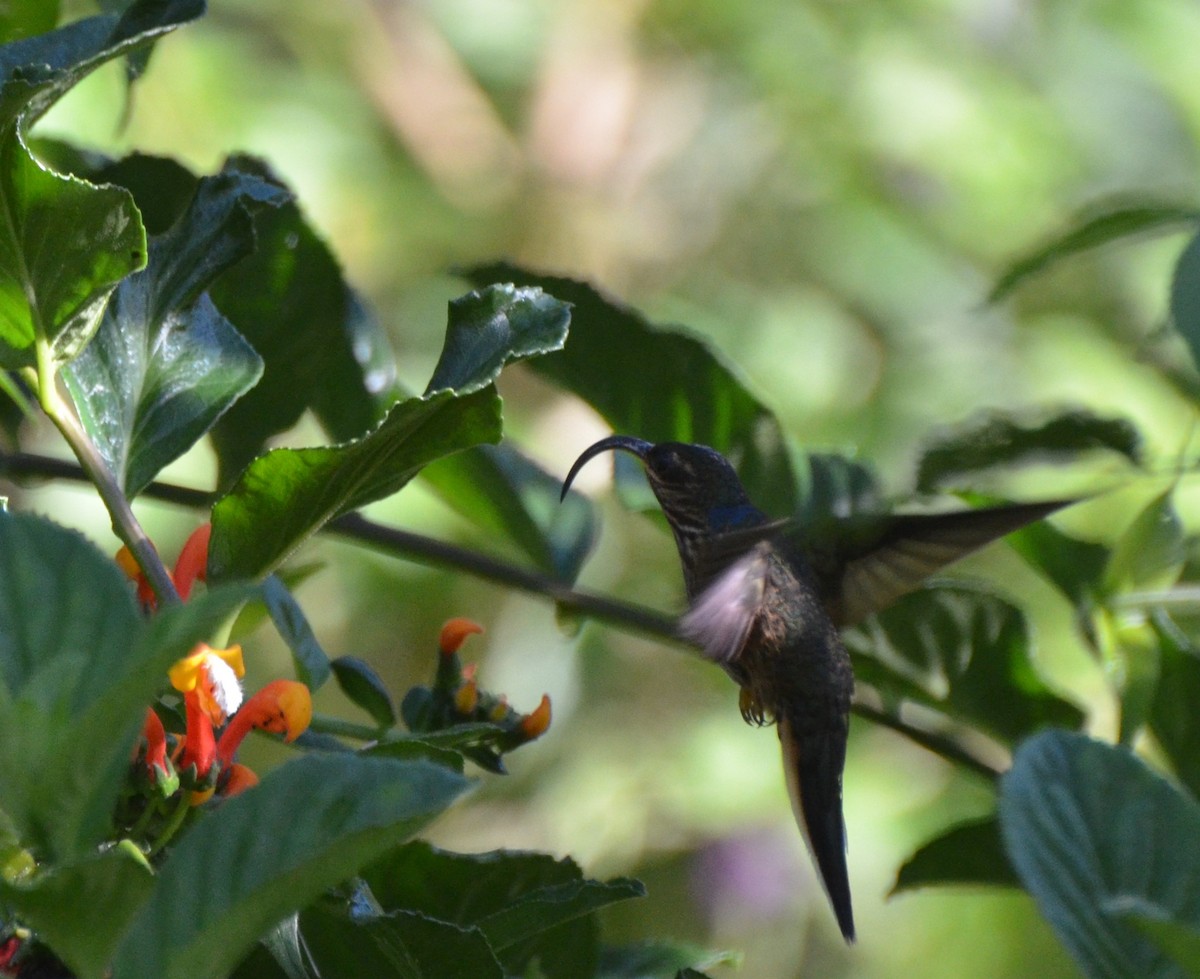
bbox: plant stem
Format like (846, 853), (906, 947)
(26, 369), (180, 605)
(0, 449), (1005, 778)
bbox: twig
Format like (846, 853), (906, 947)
(0, 448), (1003, 777)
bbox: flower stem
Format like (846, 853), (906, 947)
(146, 791), (191, 857)
(26, 360), (180, 605)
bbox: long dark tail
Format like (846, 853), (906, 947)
(778, 715), (855, 942)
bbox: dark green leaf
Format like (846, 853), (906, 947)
(1170, 230), (1200, 374)
(421, 444), (597, 582)
(990, 203), (1200, 303)
(260, 575), (332, 689)
(0, 0), (206, 368)
(1147, 611), (1200, 798)
(0, 511), (251, 861)
(915, 410), (1142, 494)
(331, 656), (395, 728)
(207, 386), (502, 583)
(795, 452), (883, 525)
(299, 903), (504, 979)
(1000, 731), (1200, 979)
(64, 168), (278, 495)
(463, 264), (798, 515)
(110, 757), (471, 979)
(425, 283), (572, 395)
(0, 843), (153, 979)
(1121, 907), (1200, 976)
(598, 942), (738, 979)
(367, 737), (464, 773)
(845, 585), (1084, 744)
(892, 816), (1019, 894)
(209, 157), (397, 486)
(364, 842), (642, 979)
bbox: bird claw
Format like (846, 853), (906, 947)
(739, 687), (768, 726)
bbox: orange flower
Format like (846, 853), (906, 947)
(519, 694), (552, 741)
(169, 643), (245, 725)
(216, 679), (312, 770)
(117, 523), (211, 610)
(439, 618), (483, 656)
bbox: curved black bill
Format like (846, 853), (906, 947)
(560, 435), (654, 501)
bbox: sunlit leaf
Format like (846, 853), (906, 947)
(1006, 518), (1110, 609)
(0, 512), (251, 861)
(63, 167), (277, 496)
(110, 757), (471, 979)
(0, 0), (206, 369)
(990, 203), (1199, 303)
(207, 386), (502, 583)
(1000, 731), (1200, 979)
(463, 264), (798, 515)
(1103, 490), (1185, 596)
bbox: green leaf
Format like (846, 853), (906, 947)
(1147, 611), (1200, 798)
(1170, 230), (1200, 374)
(63, 167), (276, 496)
(364, 842), (644, 979)
(1000, 731), (1200, 979)
(424, 283), (572, 395)
(598, 942), (739, 979)
(1007, 519), (1110, 609)
(1103, 491), (1186, 596)
(990, 203), (1200, 303)
(0, 843), (153, 979)
(110, 756), (471, 979)
(260, 575), (332, 689)
(1121, 907), (1200, 977)
(299, 903), (504, 979)
(915, 410), (1142, 494)
(421, 444), (597, 582)
(207, 386), (502, 583)
(0, 2), (59, 44)
(845, 585), (1083, 744)
(463, 264), (798, 515)
(891, 816), (1019, 894)
(209, 156), (397, 486)
(0, 511), (251, 860)
(0, 0), (206, 369)
(331, 656), (395, 728)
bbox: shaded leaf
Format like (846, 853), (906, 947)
(207, 386), (502, 583)
(463, 264), (798, 515)
(1103, 491), (1185, 596)
(331, 656), (395, 728)
(364, 842), (644, 979)
(0, 843), (153, 979)
(1121, 908), (1200, 977)
(991, 203), (1200, 303)
(0, 2), (59, 45)
(892, 816), (1018, 894)
(845, 585), (1083, 744)
(299, 903), (504, 979)
(1170, 230), (1200, 374)
(261, 575), (332, 690)
(1147, 611), (1200, 798)
(63, 167), (277, 496)
(1000, 731), (1200, 979)
(209, 157), (397, 486)
(110, 757), (471, 979)
(915, 410), (1141, 494)
(1007, 518), (1110, 609)
(421, 443), (597, 582)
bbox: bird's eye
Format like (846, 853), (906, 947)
(648, 444), (688, 482)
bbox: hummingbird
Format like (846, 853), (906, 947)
(562, 435), (1070, 943)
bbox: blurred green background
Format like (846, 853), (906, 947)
(26, 0), (1200, 975)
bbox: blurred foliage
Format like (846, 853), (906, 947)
(4, 0), (1200, 977)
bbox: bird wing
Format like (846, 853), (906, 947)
(678, 542), (771, 666)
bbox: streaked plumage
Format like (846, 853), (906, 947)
(562, 435), (1070, 943)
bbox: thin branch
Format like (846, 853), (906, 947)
(0, 448), (1004, 777)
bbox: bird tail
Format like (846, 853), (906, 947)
(778, 714), (855, 942)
